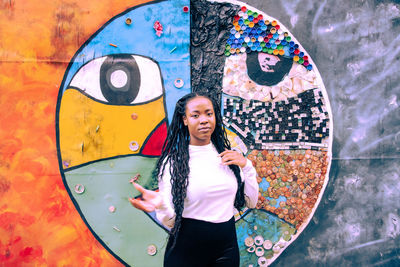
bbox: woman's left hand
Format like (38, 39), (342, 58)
(219, 149), (247, 168)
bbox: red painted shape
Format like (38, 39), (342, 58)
(141, 121), (167, 156)
(20, 247), (33, 257)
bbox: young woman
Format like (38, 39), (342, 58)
(130, 92), (258, 267)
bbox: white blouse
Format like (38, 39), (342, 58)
(155, 143), (259, 228)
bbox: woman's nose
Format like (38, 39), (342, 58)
(199, 115), (208, 123)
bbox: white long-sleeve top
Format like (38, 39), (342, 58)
(155, 143), (259, 228)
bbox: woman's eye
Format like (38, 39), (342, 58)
(68, 54), (163, 105)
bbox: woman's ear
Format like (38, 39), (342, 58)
(182, 115), (188, 126)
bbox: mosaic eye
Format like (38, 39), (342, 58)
(246, 52), (293, 86)
(69, 54), (163, 105)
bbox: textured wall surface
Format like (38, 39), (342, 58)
(0, 0), (399, 266)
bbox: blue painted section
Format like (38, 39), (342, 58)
(62, 0), (190, 123)
(259, 177), (287, 208)
(268, 195), (287, 207)
(259, 177), (270, 191)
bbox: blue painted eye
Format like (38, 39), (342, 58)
(69, 54), (163, 105)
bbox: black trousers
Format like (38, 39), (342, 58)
(164, 217), (240, 267)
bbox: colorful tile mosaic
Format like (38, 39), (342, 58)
(223, 53), (317, 102)
(222, 89), (330, 151)
(220, 2), (332, 266)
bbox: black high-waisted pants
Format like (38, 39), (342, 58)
(164, 217), (239, 267)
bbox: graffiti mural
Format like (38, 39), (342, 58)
(55, 0), (331, 266)
(57, 0), (190, 266)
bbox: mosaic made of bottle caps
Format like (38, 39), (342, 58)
(220, 1), (333, 266)
(224, 5), (312, 71)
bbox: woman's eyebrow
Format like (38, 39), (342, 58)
(189, 108), (213, 113)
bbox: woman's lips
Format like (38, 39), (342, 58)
(198, 127), (211, 132)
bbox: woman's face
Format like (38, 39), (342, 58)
(183, 96), (216, 146)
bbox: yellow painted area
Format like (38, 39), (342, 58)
(59, 89), (165, 168)
(225, 128), (244, 149)
(226, 127), (237, 142)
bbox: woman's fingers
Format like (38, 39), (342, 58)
(219, 150), (246, 168)
(130, 182), (162, 210)
(133, 182), (156, 199)
(129, 198), (156, 212)
(132, 182), (146, 193)
(219, 150), (231, 157)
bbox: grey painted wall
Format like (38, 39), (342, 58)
(241, 0), (400, 266)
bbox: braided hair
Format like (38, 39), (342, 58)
(153, 91), (245, 249)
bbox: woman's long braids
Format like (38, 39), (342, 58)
(153, 91), (245, 249)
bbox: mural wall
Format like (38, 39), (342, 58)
(0, 0), (399, 266)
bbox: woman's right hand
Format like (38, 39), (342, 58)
(129, 182), (162, 212)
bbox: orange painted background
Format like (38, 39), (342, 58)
(0, 1), (151, 265)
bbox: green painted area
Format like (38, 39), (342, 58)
(64, 156), (168, 266)
(236, 209), (296, 265)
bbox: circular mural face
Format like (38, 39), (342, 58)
(56, 0), (332, 266)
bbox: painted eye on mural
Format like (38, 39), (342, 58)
(69, 54), (163, 105)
